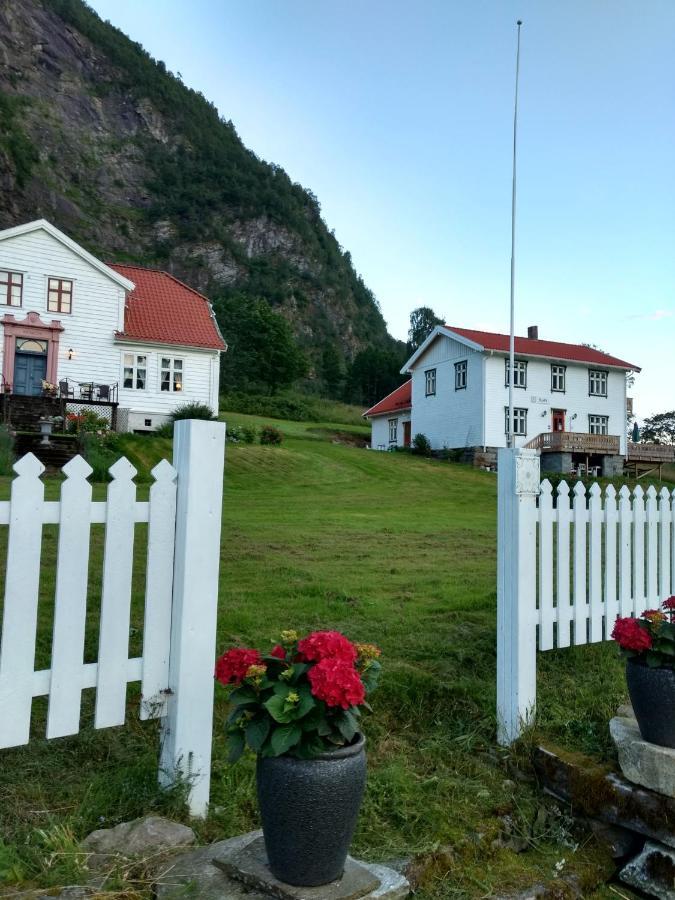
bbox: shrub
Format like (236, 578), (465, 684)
(66, 410), (110, 434)
(411, 433), (432, 456)
(154, 421), (174, 438)
(169, 402), (216, 422)
(0, 425), (15, 476)
(260, 425), (283, 446)
(79, 431), (123, 482)
(241, 425), (257, 444)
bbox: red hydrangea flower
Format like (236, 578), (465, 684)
(307, 658), (365, 709)
(663, 596), (675, 611)
(215, 648), (262, 685)
(611, 617), (652, 653)
(297, 631), (358, 664)
(270, 645), (286, 659)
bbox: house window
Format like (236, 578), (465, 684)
(551, 364), (566, 392)
(455, 360), (467, 390)
(425, 368), (436, 396)
(0, 271), (23, 307)
(589, 369), (607, 397)
(505, 359), (527, 388)
(588, 415), (609, 435)
(47, 278), (73, 313)
(122, 352), (147, 390)
(504, 407), (528, 436)
(388, 418), (398, 443)
(160, 357), (183, 392)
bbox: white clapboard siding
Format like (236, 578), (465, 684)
(498, 448), (675, 746)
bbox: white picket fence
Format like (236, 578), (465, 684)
(0, 418), (226, 816)
(497, 447), (675, 745)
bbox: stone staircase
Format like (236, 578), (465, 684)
(1, 395), (78, 469)
(14, 432), (79, 470)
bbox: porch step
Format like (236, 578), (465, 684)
(14, 433), (79, 469)
(1, 395), (64, 432)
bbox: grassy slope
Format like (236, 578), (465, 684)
(0, 413), (630, 897)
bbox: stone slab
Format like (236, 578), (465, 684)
(611, 716), (675, 799)
(80, 815), (196, 872)
(212, 835), (380, 900)
(533, 745), (675, 849)
(155, 831), (409, 900)
(620, 840), (675, 899)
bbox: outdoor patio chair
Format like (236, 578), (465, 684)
(79, 383), (94, 400)
(59, 379), (74, 399)
(97, 384), (110, 401)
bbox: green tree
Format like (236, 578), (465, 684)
(216, 293), (308, 394)
(641, 411), (675, 444)
(407, 306), (443, 353)
(321, 345), (343, 398)
(345, 347), (405, 406)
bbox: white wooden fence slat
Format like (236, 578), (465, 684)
(47, 457), (93, 739)
(33, 657), (143, 697)
(632, 486), (646, 615)
(659, 487), (671, 600)
(588, 483), (603, 643)
(645, 486), (659, 610)
(572, 482), (588, 645)
(555, 481), (572, 648)
(140, 459), (177, 721)
(0, 454), (45, 748)
(618, 486), (632, 617)
(604, 485), (618, 638)
(0, 500), (149, 526)
(95, 457), (137, 729)
(538, 480), (554, 650)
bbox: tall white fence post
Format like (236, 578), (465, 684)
(497, 447), (540, 745)
(159, 418), (226, 817)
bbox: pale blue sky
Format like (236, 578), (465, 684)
(89, 0), (675, 416)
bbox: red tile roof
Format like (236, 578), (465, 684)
(109, 264), (226, 351)
(363, 380), (412, 418)
(447, 326), (641, 371)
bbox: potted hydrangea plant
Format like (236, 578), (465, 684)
(611, 597), (675, 747)
(214, 630), (381, 887)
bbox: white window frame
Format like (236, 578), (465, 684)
(588, 414), (609, 435)
(589, 369), (608, 397)
(160, 356), (184, 393)
(388, 418), (398, 443)
(122, 352), (148, 391)
(505, 359), (527, 389)
(425, 368), (436, 397)
(455, 360), (467, 390)
(505, 406), (528, 436)
(551, 364), (566, 392)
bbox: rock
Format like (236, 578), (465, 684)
(156, 831), (410, 900)
(80, 815), (195, 870)
(611, 716), (675, 799)
(0, 889), (96, 899)
(620, 840), (675, 899)
(533, 745), (675, 849)
(587, 818), (644, 859)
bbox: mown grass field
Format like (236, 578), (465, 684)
(0, 412), (641, 897)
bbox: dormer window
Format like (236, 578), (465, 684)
(47, 278), (73, 314)
(0, 271), (23, 307)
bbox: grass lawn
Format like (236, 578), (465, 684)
(0, 411), (643, 897)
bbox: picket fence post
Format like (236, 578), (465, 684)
(159, 418), (226, 817)
(496, 447), (540, 745)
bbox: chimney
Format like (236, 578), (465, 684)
(527, 325), (539, 340)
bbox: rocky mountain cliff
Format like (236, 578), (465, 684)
(0, 0), (402, 390)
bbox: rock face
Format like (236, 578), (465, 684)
(611, 715), (675, 799)
(0, 0), (399, 375)
(620, 840), (675, 899)
(80, 815), (195, 870)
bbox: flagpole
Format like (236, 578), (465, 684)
(507, 20), (522, 449)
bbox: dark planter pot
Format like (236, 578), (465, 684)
(626, 658), (675, 748)
(256, 734), (366, 886)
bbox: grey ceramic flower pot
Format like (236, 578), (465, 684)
(256, 734), (366, 886)
(626, 658), (675, 748)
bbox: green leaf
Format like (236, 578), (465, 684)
(273, 682), (291, 698)
(229, 686), (258, 706)
(295, 685), (316, 718)
(246, 716), (271, 752)
(264, 694), (295, 723)
(336, 710), (358, 742)
(226, 704), (256, 726)
(271, 724), (302, 756)
(226, 729), (246, 763)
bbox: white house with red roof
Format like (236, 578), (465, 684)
(0, 220), (225, 431)
(365, 325), (641, 475)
